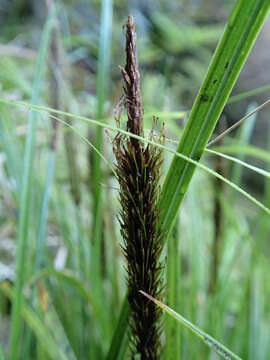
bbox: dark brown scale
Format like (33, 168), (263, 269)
(113, 16), (164, 359)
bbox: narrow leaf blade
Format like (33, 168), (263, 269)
(140, 291), (242, 360)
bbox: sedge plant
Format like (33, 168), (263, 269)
(0, 1), (270, 359)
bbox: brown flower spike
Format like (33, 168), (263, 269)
(113, 16), (164, 359)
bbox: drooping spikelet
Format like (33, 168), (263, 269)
(113, 16), (164, 359)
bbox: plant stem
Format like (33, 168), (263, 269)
(91, 0), (113, 299)
(166, 222), (181, 360)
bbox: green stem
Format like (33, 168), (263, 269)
(91, 0), (113, 297)
(165, 222), (181, 360)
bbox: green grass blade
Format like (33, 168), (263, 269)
(159, 0), (270, 236)
(23, 152), (56, 358)
(106, 296), (130, 360)
(206, 149), (270, 180)
(47, 112), (270, 215)
(231, 103), (257, 185)
(211, 144), (270, 164)
(140, 291), (242, 360)
(164, 137), (270, 180)
(35, 152), (56, 271)
(63, 122), (81, 205)
(91, 0), (113, 300)
(165, 222), (181, 360)
(1, 99), (270, 214)
(0, 115), (22, 198)
(106, 1), (270, 357)
(9, 9), (56, 359)
(228, 83), (270, 104)
(1, 283), (69, 360)
(248, 269), (262, 360)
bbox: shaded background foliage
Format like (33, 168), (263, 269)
(0, 0), (270, 359)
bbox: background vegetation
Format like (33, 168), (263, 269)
(0, 0), (270, 359)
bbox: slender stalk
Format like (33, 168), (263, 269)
(231, 103), (257, 185)
(208, 123), (226, 296)
(140, 291), (242, 360)
(165, 222), (181, 360)
(208, 159), (223, 296)
(107, 296), (131, 359)
(64, 125), (81, 206)
(35, 6), (61, 275)
(91, 0), (113, 298)
(228, 83), (270, 104)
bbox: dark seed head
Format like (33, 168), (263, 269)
(113, 16), (164, 359)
